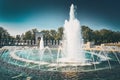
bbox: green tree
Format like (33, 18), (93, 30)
(82, 26), (94, 42)
(0, 27), (10, 39)
(49, 30), (57, 40)
(23, 28), (38, 40)
(24, 30), (32, 40)
(111, 31), (120, 43)
(41, 30), (51, 40)
(93, 30), (101, 44)
(56, 27), (63, 40)
(16, 35), (21, 40)
(31, 28), (38, 40)
(99, 29), (113, 43)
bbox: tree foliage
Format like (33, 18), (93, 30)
(82, 26), (94, 42)
(0, 26), (120, 45)
(14, 26), (120, 44)
(23, 28), (38, 40)
(40, 27), (63, 40)
(81, 26), (120, 44)
(0, 27), (12, 39)
(56, 27), (63, 40)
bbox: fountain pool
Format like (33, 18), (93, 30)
(0, 45), (120, 72)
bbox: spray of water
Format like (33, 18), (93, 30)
(39, 36), (44, 50)
(61, 4), (85, 63)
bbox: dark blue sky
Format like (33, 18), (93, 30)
(0, 0), (120, 36)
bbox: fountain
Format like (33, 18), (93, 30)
(0, 4), (120, 80)
(57, 4), (85, 64)
(39, 36), (44, 50)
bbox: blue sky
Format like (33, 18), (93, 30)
(0, 0), (120, 36)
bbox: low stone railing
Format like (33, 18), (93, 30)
(0, 39), (61, 48)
